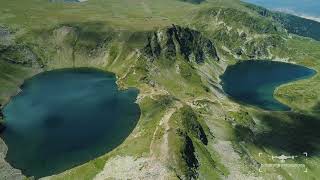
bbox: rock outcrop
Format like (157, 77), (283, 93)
(143, 25), (219, 64)
(0, 26), (13, 47)
(0, 45), (42, 68)
(0, 26), (43, 68)
(0, 139), (25, 180)
(0, 105), (24, 180)
(182, 134), (199, 179)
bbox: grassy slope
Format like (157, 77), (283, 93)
(0, 61), (38, 104)
(0, 0), (320, 180)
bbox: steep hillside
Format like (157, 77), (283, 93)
(244, 3), (320, 41)
(143, 25), (219, 63)
(192, 6), (289, 60)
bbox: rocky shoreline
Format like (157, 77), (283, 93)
(0, 89), (27, 180)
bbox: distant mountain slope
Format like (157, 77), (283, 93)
(192, 7), (287, 59)
(244, 3), (320, 41)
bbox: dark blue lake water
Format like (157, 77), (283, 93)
(1, 68), (140, 178)
(220, 60), (316, 111)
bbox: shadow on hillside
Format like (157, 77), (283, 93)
(253, 111), (320, 156)
(312, 102), (320, 113)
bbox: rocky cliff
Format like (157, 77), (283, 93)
(143, 25), (219, 64)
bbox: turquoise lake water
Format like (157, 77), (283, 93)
(1, 68), (140, 178)
(220, 60), (316, 111)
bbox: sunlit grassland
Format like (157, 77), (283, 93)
(0, 0), (192, 31)
(0, 0), (250, 32)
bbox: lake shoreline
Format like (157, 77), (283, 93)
(0, 67), (140, 179)
(220, 60), (317, 111)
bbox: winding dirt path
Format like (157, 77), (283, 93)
(149, 102), (182, 161)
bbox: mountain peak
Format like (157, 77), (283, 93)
(143, 25), (219, 64)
